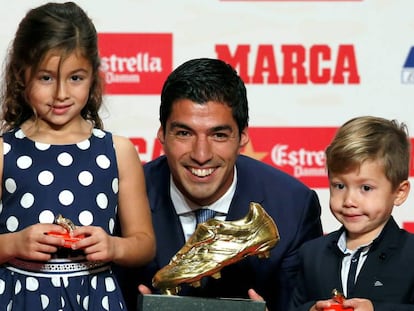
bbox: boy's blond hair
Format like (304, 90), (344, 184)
(326, 116), (410, 190)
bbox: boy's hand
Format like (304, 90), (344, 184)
(342, 298), (373, 311)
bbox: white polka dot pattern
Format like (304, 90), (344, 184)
(78, 171), (93, 186)
(41, 294), (49, 308)
(17, 156), (32, 169)
(39, 210), (55, 224)
(35, 142), (50, 151)
(58, 190), (74, 206)
(38, 171), (54, 186)
(57, 152), (73, 166)
(20, 193), (35, 209)
(6, 216), (18, 232)
(5, 178), (17, 193)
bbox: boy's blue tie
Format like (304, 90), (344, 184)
(346, 248), (363, 296)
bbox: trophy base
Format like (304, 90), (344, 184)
(137, 294), (266, 311)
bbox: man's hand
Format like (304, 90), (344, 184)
(138, 284), (152, 295)
(248, 288), (264, 301)
(248, 289), (269, 311)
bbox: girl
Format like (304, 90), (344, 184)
(0, 2), (155, 310)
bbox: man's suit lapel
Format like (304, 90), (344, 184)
(153, 199), (186, 267)
(226, 156), (265, 221)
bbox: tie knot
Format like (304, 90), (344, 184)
(196, 208), (216, 224)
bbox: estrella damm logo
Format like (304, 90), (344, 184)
(98, 33), (173, 95)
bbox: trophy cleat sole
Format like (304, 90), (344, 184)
(161, 287), (180, 295)
(212, 272), (221, 279)
(257, 251), (271, 259)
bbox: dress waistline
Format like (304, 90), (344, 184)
(5, 258), (110, 277)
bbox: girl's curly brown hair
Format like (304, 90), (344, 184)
(0, 2), (104, 133)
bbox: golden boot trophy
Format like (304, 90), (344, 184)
(153, 202), (280, 295)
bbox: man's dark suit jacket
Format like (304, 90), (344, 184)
(290, 217), (414, 311)
(116, 155), (322, 311)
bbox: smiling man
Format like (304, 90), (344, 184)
(116, 58), (323, 311)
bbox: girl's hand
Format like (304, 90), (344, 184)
(71, 226), (116, 262)
(13, 223), (66, 261)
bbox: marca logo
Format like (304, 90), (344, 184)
(401, 47), (414, 84)
(98, 33), (172, 94)
(215, 44), (360, 85)
(241, 127), (337, 187)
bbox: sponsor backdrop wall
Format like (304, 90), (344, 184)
(1, 0), (413, 233)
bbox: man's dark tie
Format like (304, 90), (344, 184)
(194, 208), (216, 289)
(195, 208), (216, 225)
(346, 248), (363, 296)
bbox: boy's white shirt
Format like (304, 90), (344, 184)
(338, 231), (372, 297)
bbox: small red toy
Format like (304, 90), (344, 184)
(323, 289), (353, 311)
(323, 304), (353, 311)
(47, 214), (84, 248)
(47, 231), (84, 248)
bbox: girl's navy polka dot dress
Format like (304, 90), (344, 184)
(0, 128), (126, 310)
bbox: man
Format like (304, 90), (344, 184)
(117, 58), (323, 311)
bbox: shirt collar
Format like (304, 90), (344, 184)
(170, 166), (237, 216)
(337, 230), (373, 255)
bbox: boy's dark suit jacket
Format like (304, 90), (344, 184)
(116, 155), (323, 311)
(290, 217), (414, 311)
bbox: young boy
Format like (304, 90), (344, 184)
(290, 116), (414, 311)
